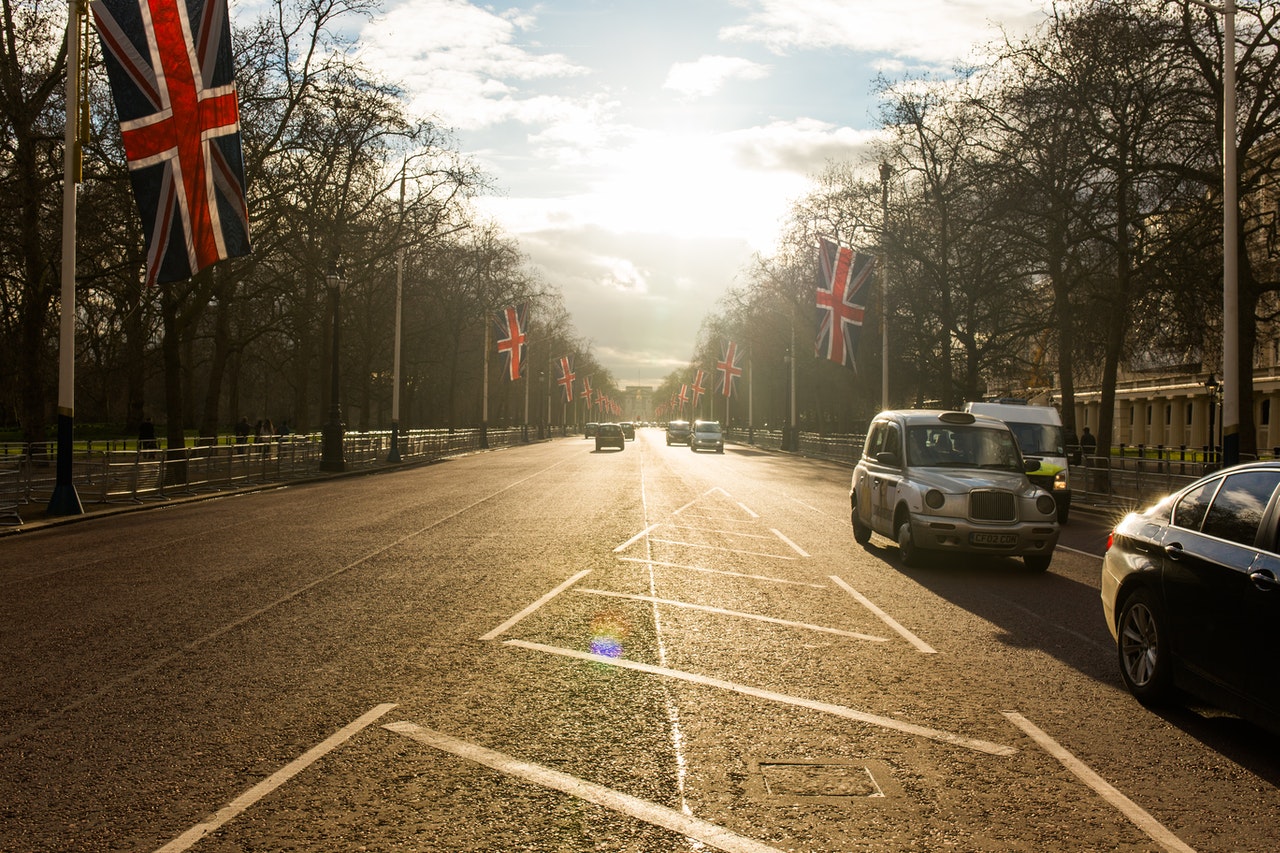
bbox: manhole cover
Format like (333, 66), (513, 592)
(745, 757), (904, 806)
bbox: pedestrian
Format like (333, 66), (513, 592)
(234, 416), (250, 452)
(259, 418), (274, 458)
(1080, 426), (1097, 465)
(137, 415), (157, 451)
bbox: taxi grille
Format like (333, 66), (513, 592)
(969, 490), (1016, 521)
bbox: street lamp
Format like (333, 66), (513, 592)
(1205, 373), (1221, 464)
(879, 162), (892, 412)
(1188, 0), (1238, 465)
(320, 259), (347, 472)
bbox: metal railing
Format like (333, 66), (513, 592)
(0, 427), (522, 525)
(724, 429), (1240, 512)
(6, 425), (1249, 527)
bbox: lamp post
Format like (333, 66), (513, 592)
(320, 260), (347, 472)
(879, 162), (892, 412)
(1205, 373), (1221, 465)
(1188, 0), (1238, 465)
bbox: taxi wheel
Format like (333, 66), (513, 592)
(896, 519), (923, 567)
(1024, 554), (1052, 572)
(852, 507), (872, 545)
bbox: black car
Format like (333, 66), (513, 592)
(594, 423), (625, 451)
(666, 420), (691, 445)
(1101, 461), (1280, 733)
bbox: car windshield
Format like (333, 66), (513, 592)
(1007, 422), (1065, 456)
(696, 422), (720, 433)
(906, 424), (1024, 471)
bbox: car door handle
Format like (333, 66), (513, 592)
(1249, 569), (1279, 592)
(1163, 542), (1184, 561)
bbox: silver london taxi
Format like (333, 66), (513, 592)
(850, 410), (1060, 571)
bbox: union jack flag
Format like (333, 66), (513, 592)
(816, 237), (875, 368)
(716, 341), (743, 399)
(690, 369), (706, 408)
(678, 384), (689, 408)
(493, 303), (529, 381)
(556, 355), (575, 402)
(580, 376), (592, 402)
(91, 0), (251, 287)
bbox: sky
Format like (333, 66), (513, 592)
(347, 0), (1051, 388)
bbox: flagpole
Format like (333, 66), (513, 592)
(49, 0), (87, 516)
(481, 320), (490, 449)
(388, 164), (406, 462)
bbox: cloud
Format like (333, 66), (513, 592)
(664, 55), (772, 98)
(355, 0), (591, 131)
(721, 0), (1047, 64)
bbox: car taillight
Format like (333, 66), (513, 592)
(1106, 530), (1115, 550)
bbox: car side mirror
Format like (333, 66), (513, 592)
(875, 451), (900, 467)
(1024, 458), (1041, 473)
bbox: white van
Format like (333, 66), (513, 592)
(964, 401), (1071, 523)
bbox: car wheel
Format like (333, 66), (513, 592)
(1116, 588), (1174, 705)
(1024, 554), (1052, 572)
(716, 447), (723, 454)
(896, 518), (923, 567)
(594, 442), (602, 451)
(852, 506), (872, 546)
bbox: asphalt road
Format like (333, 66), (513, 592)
(1, 430), (1277, 852)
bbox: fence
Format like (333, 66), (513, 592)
(0, 427), (517, 525)
(4, 425), (1249, 527)
(724, 428), (1240, 512)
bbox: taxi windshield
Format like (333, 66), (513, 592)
(906, 425), (1024, 471)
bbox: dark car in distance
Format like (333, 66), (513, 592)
(594, 423), (625, 452)
(1101, 461), (1280, 733)
(620, 422), (636, 440)
(666, 420), (691, 445)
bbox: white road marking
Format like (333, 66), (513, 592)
(616, 557), (826, 588)
(1002, 711), (1197, 853)
(736, 502), (759, 518)
(987, 592), (1111, 653)
(649, 538), (796, 560)
(770, 528), (810, 557)
(155, 703), (398, 853)
(829, 576), (937, 654)
(615, 524), (661, 552)
(505, 639), (1016, 756)
(383, 722), (785, 853)
(4, 459), (573, 747)
(479, 570), (593, 641)
(574, 588), (890, 643)
(665, 525), (776, 540)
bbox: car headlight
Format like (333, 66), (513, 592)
(924, 489), (945, 510)
(1036, 494), (1057, 515)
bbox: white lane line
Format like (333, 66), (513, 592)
(665, 525), (775, 541)
(736, 502), (759, 518)
(1002, 711), (1196, 853)
(155, 703), (398, 853)
(1056, 544), (1101, 559)
(574, 588), (891, 643)
(479, 570), (593, 641)
(617, 557), (826, 588)
(770, 529), (810, 558)
(384, 722), (784, 853)
(4, 458), (572, 748)
(829, 576), (937, 654)
(505, 639), (1016, 756)
(986, 592), (1111, 653)
(649, 539), (795, 560)
(676, 513), (758, 525)
(615, 524), (660, 552)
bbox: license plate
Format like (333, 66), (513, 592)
(970, 532), (1018, 547)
